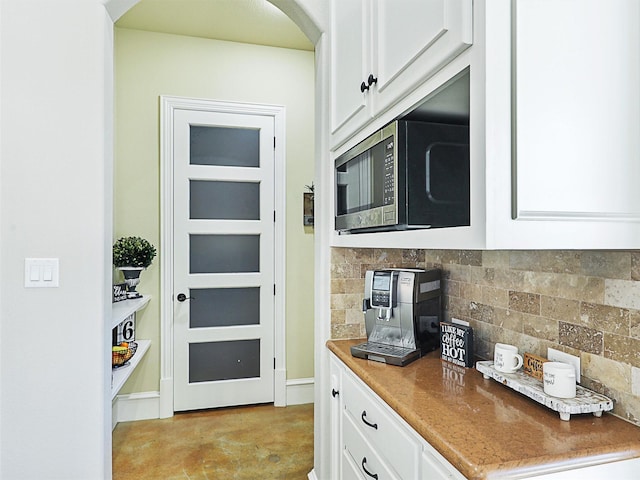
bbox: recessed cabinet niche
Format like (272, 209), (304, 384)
(329, 0), (473, 148)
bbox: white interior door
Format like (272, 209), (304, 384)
(172, 107), (275, 412)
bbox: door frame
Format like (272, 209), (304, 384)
(159, 95), (287, 417)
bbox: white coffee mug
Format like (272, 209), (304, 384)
(493, 343), (523, 373)
(543, 362), (576, 398)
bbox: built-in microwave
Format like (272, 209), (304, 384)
(335, 120), (470, 233)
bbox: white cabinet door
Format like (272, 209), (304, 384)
(330, 0), (372, 139)
(513, 0), (640, 222)
(329, 354), (343, 480)
(330, 0), (473, 149)
(342, 450), (366, 480)
(343, 412), (402, 480)
(342, 370), (421, 480)
(421, 447), (466, 480)
(373, 0), (473, 112)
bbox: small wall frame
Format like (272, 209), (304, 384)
(303, 192), (314, 226)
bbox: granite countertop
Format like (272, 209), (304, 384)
(328, 339), (640, 480)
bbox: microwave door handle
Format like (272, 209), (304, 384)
(425, 143), (461, 205)
(425, 146), (440, 204)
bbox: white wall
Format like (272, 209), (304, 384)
(0, 1), (112, 478)
(0, 0), (327, 478)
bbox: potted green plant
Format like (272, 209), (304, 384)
(113, 236), (157, 297)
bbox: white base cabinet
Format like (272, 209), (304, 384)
(328, 352), (640, 480)
(330, 353), (464, 480)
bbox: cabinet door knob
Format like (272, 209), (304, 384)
(361, 410), (378, 430)
(367, 74), (378, 86)
(331, 388), (339, 398)
(176, 293), (195, 302)
(361, 457), (379, 479)
(360, 81), (369, 93)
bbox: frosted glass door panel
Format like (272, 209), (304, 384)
(190, 126), (259, 167)
(189, 340), (260, 383)
(190, 234), (260, 273)
(190, 287), (260, 328)
(190, 180), (260, 220)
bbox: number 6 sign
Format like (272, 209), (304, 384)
(112, 313), (136, 345)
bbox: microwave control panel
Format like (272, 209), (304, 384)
(383, 137), (395, 206)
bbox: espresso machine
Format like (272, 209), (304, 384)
(350, 268), (442, 366)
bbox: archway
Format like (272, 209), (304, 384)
(104, 1), (326, 479)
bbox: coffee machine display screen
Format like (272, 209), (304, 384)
(371, 271), (393, 308)
(373, 272), (391, 291)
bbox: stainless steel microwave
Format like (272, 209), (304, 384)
(335, 120), (470, 233)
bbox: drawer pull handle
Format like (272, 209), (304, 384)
(361, 411), (378, 430)
(361, 457), (379, 479)
(331, 388), (339, 398)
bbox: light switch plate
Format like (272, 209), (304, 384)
(24, 258), (59, 288)
(547, 347), (581, 383)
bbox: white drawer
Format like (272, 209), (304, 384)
(342, 369), (420, 480)
(422, 449), (465, 480)
(341, 449), (365, 480)
(343, 411), (401, 480)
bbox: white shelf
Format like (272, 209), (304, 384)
(111, 295), (152, 399)
(111, 295), (151, 329)
(111, 339), (151, 400)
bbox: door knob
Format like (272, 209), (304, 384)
(176, 293), (195, 302)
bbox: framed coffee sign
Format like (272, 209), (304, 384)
(440, 319), (474, 368)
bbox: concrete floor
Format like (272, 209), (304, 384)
(112, 403), (314, 479)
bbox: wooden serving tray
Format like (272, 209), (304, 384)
(476, 361), (613, 421)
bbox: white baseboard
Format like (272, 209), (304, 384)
(159, 377), (173, 418)
(307, 468), (318, 480)
(112, 391), (160, 429)
(113, 377), (315, 428)
(286, 377), (315, 405)
(275, 367), (287, 406)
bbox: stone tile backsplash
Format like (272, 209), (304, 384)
(331, 248), (640, 425)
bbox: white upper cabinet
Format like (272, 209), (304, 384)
(373, 0), (473, 115)
(484, 0), (640, 249)
(512, 0), (640, 223)
(328, 0), (640, 250)
(330, 0), (370, 145)
(330, 0), (473, 148)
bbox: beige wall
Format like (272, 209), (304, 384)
(331, 248), (640, 425)
(114, 28), (315, 394)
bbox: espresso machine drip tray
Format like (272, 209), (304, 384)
(350, 341), (420, 367)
